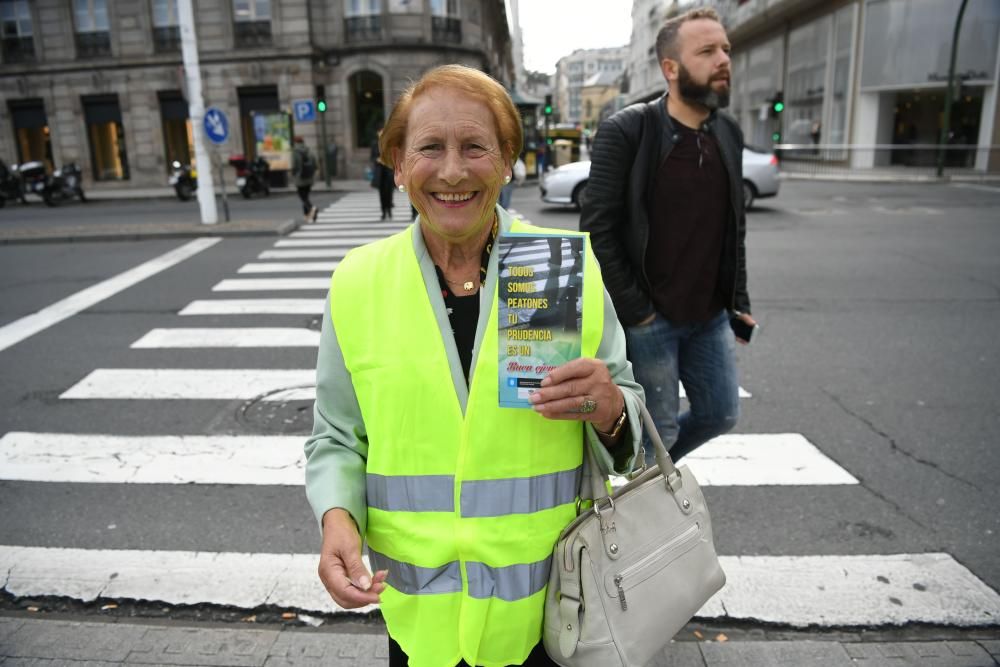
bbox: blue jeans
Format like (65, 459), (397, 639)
(624, 309), (740, 464)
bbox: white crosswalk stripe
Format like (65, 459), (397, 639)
(1, 546), (997, 626)
(8, 191), (991, 630)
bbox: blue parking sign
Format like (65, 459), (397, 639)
(203, 107), (229, 144)
(293, 100), (316, 123)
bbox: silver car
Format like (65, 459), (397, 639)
(540, 147), (780, 211)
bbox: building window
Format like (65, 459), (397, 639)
(429, 0), (458, 16)
(151, 0), (180, 52)
(233, 0), (271, 47)
(1, 0), (34, 63)
(432, 16), (461, 43)
(8, 98), (52, 167)
(345, 0), (381, 42)
(74, 0), (111, 58)
(158, 91), (191, 173)
(350, 70), (384, 149)
(83, 94), (129, 181)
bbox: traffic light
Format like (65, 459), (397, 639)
(544, 94), (553, 116)
(316, 84), (327, 113)
(772, 132), (782, 143)
(770, 91), (784, 116)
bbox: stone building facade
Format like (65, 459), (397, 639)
(0, 0), (514, 189)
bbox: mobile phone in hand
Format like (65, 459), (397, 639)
(730, 314), (757, 343)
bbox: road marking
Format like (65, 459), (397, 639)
(131, 327), (319, 348)
(60, 368), (314, 400)
(178, 299), (325, 315)
(681, 384), (752, 399)
(2, 546), (996, 625)
(0, 433), (305, 484)
(212, 278), (330, 291)
(282, 235), (375, 244)
(259, 249), (347, 259)
(238, 262), (339, 273)
(3, 431), (845, 487)
(275, 238), (377, 247)
(291, 231), (402, 239)
(680, 433), (857, 485)
(0, 238), (220, 353)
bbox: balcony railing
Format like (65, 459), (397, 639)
(75, 31), (111, 58)
(345, 15), (382, 43)
(432, 16), (461, 44)
(234, 20), (272, 48)
(1, 36), (35, 63)
(153, 26), (180, 53)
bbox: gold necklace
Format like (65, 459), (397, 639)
(444, 277), (477, 292)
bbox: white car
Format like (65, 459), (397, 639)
(540, 147), (780, 211)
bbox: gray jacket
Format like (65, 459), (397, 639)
(291, 143), (315, 188)
(580, 94), (750, 326)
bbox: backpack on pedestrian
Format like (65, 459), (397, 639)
(299, 151), (317, 180)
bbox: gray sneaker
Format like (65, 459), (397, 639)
(308, 206), (318, 222)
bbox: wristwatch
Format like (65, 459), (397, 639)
(593, 406), (627, 440)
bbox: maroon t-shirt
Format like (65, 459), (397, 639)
(645, 118), (729, 324)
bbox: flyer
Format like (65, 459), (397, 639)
(498, 232), (585, 408)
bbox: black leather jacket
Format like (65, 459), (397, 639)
(581, 94), (751, 326)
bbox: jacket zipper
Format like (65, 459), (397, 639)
(613, 521), (700, 611)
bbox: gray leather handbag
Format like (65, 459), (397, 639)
(543, 403), (726, 666)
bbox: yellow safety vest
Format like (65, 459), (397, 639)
(330, 219), (604, 667)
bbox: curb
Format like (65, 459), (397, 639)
(0, 218), (302, 246)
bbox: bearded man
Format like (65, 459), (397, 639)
(581, 7), (756, 463)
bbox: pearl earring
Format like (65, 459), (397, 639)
(398, 184), (406, 193)
(503, 175), (511, 184)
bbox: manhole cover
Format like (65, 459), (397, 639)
(237, 388), (313, 434)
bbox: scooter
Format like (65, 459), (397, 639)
(42, 162), (86, 206)
(169, 161), (196, 201)
(229, 155), (270, 198)
(0, 159), (27, 207)
(17, 161), (49, 203)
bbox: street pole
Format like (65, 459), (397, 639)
(216, 153), (230, 222)
(936, 0), (969, 178)
(320, 110), (330, 188)
(178, 0), (217, 224)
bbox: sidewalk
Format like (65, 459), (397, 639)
(1, 614), (998, 666)
(0, 180), (373, 245)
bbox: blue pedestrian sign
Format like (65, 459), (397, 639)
(203, 107), (229, 144)
(293, 99), (316, 123)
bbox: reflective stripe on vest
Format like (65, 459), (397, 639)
(367, 466), (582, 517)
(369, 548), (550, 602)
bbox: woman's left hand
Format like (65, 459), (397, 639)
(529, 358), (624, 433)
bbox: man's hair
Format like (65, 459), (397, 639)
(655, 7), (722, 63)
(379, 64), (523, 169)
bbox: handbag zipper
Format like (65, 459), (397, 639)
(612, 521), (700, 611)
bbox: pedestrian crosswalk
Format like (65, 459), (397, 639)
(3, 192), (999, 629)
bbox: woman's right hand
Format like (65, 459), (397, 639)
(318, 508), (388, 608)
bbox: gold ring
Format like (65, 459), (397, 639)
(579, 398), (597, 414)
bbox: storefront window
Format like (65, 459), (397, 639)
(158, 91), (191, 173)
(83, 94), (129, 181)
(786, 16), (830, 146)
(742, 37), (782, 149)
(351, 70), (384, 149)
(862, 0), (1000, 89)
(8, 98), (52, 167)
(827, 5), (856, 148)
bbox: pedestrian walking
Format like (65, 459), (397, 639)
(291, 136), (318, 222)
(370, 127), (395, 219)
(581, 6), (756, 464)
(305, 64), (644, 667)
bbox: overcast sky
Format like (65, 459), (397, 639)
(518, 0), (634, 74)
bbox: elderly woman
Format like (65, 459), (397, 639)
(305, 65), (644, 667)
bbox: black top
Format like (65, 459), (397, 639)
(433, 218), (498, 382)
(645, 117), (729, 324)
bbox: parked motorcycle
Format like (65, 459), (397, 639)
(169, 161), (196, 201)
(17, 161), (49, 203)
(42, 162), (86, 206)
(0, 159), (27, 207)
(229, 155), (270, 198)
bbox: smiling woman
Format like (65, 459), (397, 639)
(304, 64), (646, 667)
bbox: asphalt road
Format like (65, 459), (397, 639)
(0, 179), (998, 626)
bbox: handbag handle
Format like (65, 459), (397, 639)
(585, 401), (681, 502)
